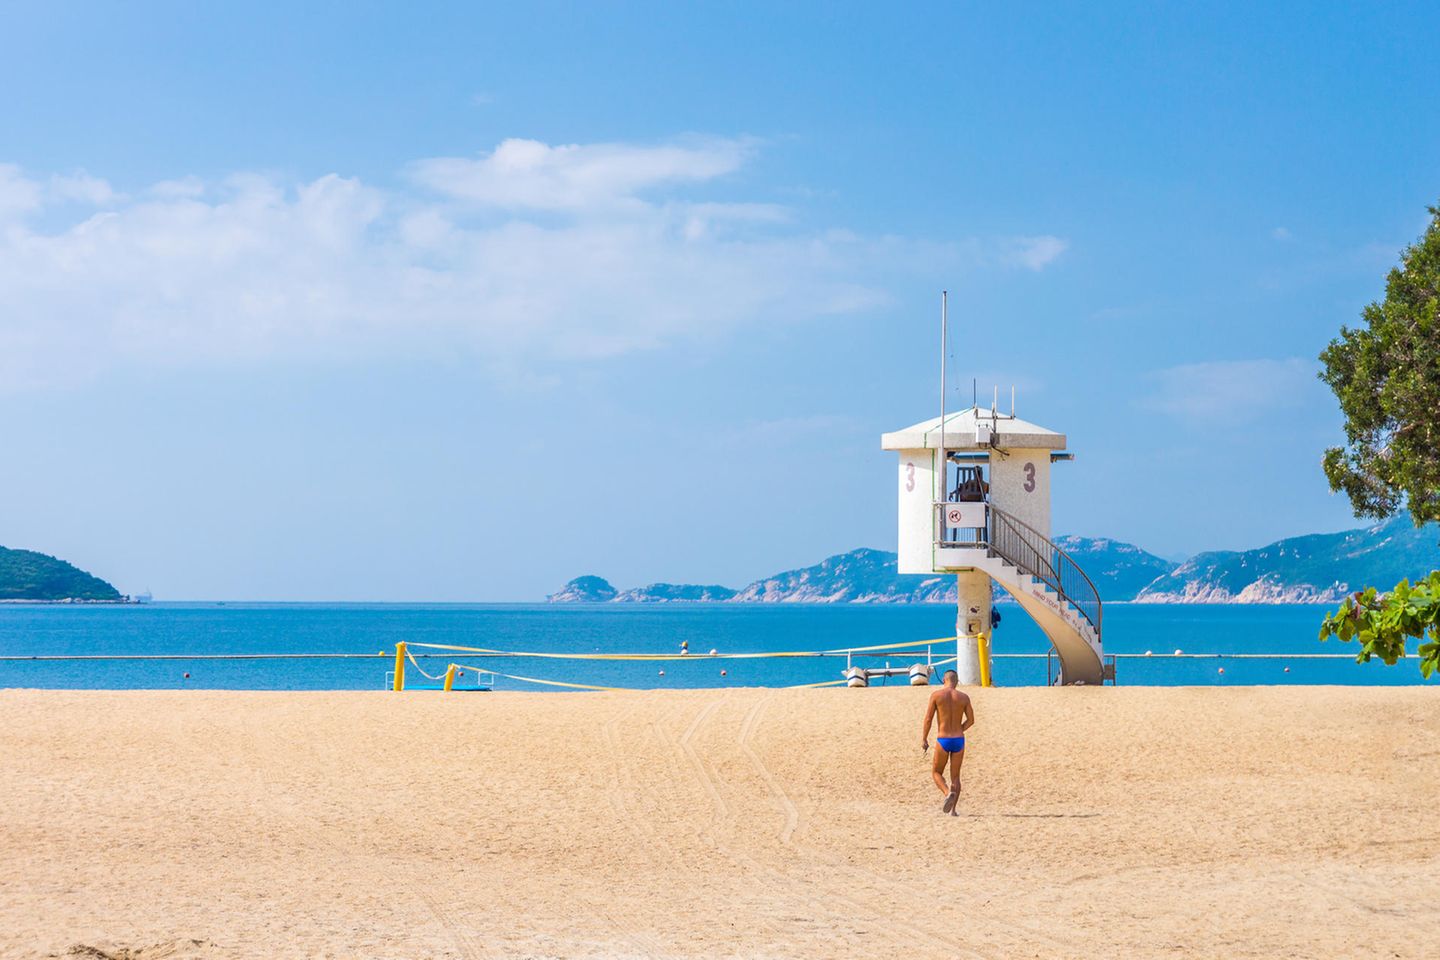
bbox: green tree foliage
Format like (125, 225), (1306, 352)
(1318, 203), (1440, 676)
(1320, 574), (1440, 678)
(0, 546), (122, 601)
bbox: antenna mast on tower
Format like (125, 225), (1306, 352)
(938, 291), (947, 499)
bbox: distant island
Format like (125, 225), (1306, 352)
(0, 546), (124, 602)
(550, 515), (1440, 605)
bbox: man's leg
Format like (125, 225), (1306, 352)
(948, 747), (965, 795)
(931, 746), (950, 795)
(940, 745), (962, 812)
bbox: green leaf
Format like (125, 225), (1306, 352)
(1316, 199), (1440, 677)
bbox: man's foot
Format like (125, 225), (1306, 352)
(942, 788), (960, 814)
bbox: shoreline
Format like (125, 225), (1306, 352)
(0, 598), (138, 605)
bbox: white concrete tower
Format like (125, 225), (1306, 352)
(881, 407), (1106, 685)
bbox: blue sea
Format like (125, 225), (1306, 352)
(0, 601), (1428, 690)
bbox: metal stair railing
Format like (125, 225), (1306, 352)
(986, 505), (1103, 642)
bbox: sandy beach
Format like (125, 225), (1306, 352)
(3, 685), (1438, 959)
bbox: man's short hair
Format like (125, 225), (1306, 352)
(943, 669), (958, 683)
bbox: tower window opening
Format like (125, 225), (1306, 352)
(949, 465), (988, 503)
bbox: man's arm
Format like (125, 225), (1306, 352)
(921, 693), (937, 749)
(960, 697), (975, 733)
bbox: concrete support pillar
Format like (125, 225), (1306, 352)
(954, 572), (992, 686)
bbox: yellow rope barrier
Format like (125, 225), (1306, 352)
(452, 663), (851, 691)
(403, 636), (956, 661)
(397, 637), (958, 694)
(448, 663), (628, 692)
(405, 648), (448, 682)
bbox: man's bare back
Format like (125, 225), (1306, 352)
(926, 686), (971, 738)
(921, 670), (974, 815)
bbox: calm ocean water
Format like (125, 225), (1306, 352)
(0, 601), (1429, 690)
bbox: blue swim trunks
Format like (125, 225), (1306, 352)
(936, 736), (966, 754)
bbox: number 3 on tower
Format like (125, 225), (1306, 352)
(1023, 462), (1036, 493)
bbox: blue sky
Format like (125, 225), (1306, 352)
(1, 2), (1436, 600)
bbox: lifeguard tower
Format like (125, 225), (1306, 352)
(881, 401), (1107, 686)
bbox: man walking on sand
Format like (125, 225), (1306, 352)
(921, 669), (974, 814)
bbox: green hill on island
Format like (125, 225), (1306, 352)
(550, 516), (1440, 605)
(0, 546), (121, 601)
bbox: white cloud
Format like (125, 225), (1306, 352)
(1002, 235), (1068, 271)
(407, 136), (753, 212)
(1271, 226), (1292, 241)
(48, 172), (119, 207)
(0, 164), (44, 221)
(0, 139), (1069, 391)
(149, 176), (207, 200)
(1143, 357), (1317, 421)
(679, 201), (789, 240)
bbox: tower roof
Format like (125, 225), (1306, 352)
(880, 408), (1067, 451)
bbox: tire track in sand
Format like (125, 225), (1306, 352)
(677, 697), (729, 818)
(728, 694), (995, 960)
(591, 695), (787, 955)
(585, 695), (675, 957)
(665, 695), (964, 958)
(643, 697), (835, 946)
(414, 890), (486, 960)
(598, 696), (666, 871)
(650, 697), (794, 941)
(733, 693), (1077, 959)
(239, 707), (496, 960)
(736, 694), (801, 845)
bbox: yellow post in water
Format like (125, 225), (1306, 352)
(977, 634), (992, 688)
(443, 664), (457, 692)
(393, 641), (407, 692)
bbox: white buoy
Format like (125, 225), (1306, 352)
(1144, 650), (1153, 657)
(1174, 649), (1183, 656)
(709, 648), (718, 656)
